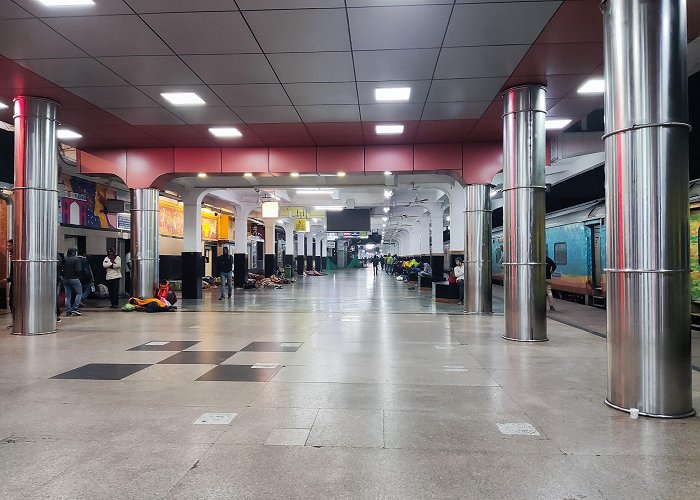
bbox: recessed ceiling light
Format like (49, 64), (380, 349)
(577, 78), (605, 94)
(337, 171), (346, 177)
(243, 172), (254, 178)
(384, 171), (392, 176)
(0, 102), (8, 109)
(56, 129), (82, 140)
(290, 172), (300, 178)
(161, 92), (205, 106)
(39, 0), (94, 5)
(383, 207), (390, 213)
(382, 217), (388, 222)
(545, 119), (572, 130)
(375, 87), (411, 102)
(208, 127), (242, 138)
(197, 173), (207, 178)
(376, 124), (404, 135)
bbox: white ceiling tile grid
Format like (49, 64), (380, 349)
(0, 0), (585, 140)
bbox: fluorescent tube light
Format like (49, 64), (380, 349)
(545, 119), (572, 130)
(577, 78), (605, 94)
(376, 124), (404, 135)
(197, 173), (207, 178)
(0, 102), (8, 109)
(161, 92), (205, 106)
(57, 129), (82, 140)
(209, 127), (242, 138)
(39, 0), (94, 5)
(375, 87), (411, 102)
(313, 206), (344, 211)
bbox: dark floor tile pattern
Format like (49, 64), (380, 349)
(128, 340), (201, 351)
(241, 342), (303, 352)
(157, 351), (236, 365)
(196, 364), (281, 382)
(51, 363), (152, 380)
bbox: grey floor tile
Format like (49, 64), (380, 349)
(30, 441), (209, 500)
(306, 409), (384, 448)
(217, 407), (318, 445)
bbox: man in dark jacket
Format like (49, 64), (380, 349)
(78, 252), (94, 304)
(218, 246), (234, 300)
(62, 248), (83, 316)
(546, 255), (557, 311)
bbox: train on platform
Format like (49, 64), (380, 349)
(491, 181), (700, 317)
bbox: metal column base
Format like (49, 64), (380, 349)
(502, 335), (548, 342)
(12, 329), (56, 336)
(605, 399), (696, 419)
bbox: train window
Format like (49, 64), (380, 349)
(554, 242), (567, 265)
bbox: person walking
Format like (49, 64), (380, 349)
(546, 255), (557, 311)
(78, 251), (94, 306)
(218, 246), (233, 300)
(103, 248), (122, 309)
(379, 255), (385, 271)
(372, 254), (380, 275)
(62, 248), (83, 317)
(454, 258), (465, 306)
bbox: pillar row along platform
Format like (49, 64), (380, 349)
(0, 0), (699, 498)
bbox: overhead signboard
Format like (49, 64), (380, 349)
(280, 206), (309, 219)
(329, 231), (369, 238)
(294, 218), (310, 232)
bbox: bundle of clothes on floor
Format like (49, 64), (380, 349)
(303, 269), (327, 276)
(244, 271), (297, 289)
(122, 280), (178, 313)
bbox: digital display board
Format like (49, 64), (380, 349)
(326, 209), (370, 232)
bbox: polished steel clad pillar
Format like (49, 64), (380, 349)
(465, 184), (492, 313)
(603, 0), (694, 418)
(502, 85), (547, 341)
(12, 97), (59, 335)
(130, 188), (159, 299)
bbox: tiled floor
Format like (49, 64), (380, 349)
(0, 268), (698, 499)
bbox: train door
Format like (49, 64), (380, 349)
(591, 225), (603, 289)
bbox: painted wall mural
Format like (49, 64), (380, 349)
(157, 197), (222, 240)
(59, 174), (128, 229)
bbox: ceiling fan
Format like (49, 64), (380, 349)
(396, 183), (429, 207)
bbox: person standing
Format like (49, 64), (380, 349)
(62, 248), (83, 317)
(372, 254), (380, 275)
(56, 252), (63, 322)
(454, 258), (465, 306)
(379, 255), (385, 271)
(218, 246), (233, 300)
(124, 250), (131, 296)
(546, 255), (557, 311)
(103, 248), (122, 309)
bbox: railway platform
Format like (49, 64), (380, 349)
(0, 269), (698, 499)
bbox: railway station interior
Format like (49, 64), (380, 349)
(1, 1), (700, 498)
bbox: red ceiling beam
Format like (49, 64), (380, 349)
(77, 143), (504, 189)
